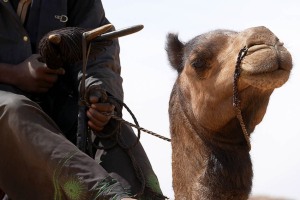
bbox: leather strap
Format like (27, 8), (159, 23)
(17, 0), (31, 24)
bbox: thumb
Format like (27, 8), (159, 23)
(89, 94), (99, 104)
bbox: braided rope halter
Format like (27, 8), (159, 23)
(233, 46), (251, 151)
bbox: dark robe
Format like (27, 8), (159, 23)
(0, 0), (164, 199)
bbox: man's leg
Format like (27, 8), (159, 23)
(0, 88), (130, 200)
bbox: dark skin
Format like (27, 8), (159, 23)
(0, 54), (113, 132)
(87, 97), (114, 132)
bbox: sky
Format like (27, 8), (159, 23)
(102, 0), (300, 199)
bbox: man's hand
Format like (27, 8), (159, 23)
(87, 91), (115, 132)
(13, 54), (65, 93)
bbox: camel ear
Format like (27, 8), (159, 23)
(166, 33), (184, 73)
(48, 34), (61, 45)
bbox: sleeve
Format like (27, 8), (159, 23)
(67, 0), (124, 101)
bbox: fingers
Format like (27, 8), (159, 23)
(88, 86), (104, 104)
(45, 74), (58, 83)
(87, 103), (115, 132)
(16, 54), (66, 93)
(35, 68), (61, 87)
(44, 67), (65, 75)
(89, 95), (99, 104)
(30, 54), (65, 83)
(91, 103), (115, 113)
(31, 54), (65, 75)
(37, 63), (65, 84)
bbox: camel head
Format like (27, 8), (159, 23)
(166, 26), (292, 145)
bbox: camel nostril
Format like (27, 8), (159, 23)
(247, 44), (269, 53)
(245, 40), (266, 49)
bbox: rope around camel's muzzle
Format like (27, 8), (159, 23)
(233, 46), (251, 151)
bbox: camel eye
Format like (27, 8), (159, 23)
(190, 59), (205, 69)
(190, 49), (212, 70)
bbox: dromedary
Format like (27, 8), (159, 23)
(166, 26), (292, 200)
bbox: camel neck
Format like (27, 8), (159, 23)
(170, 86), (253, 199)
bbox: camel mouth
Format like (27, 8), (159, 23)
(241, 69), (290, 90)
(239, 43), (292, 90)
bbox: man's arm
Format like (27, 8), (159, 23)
(67, 0), (124, 131)
(67, 0), (123, 100)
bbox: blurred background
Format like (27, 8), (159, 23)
(102, 0), (300, 199)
